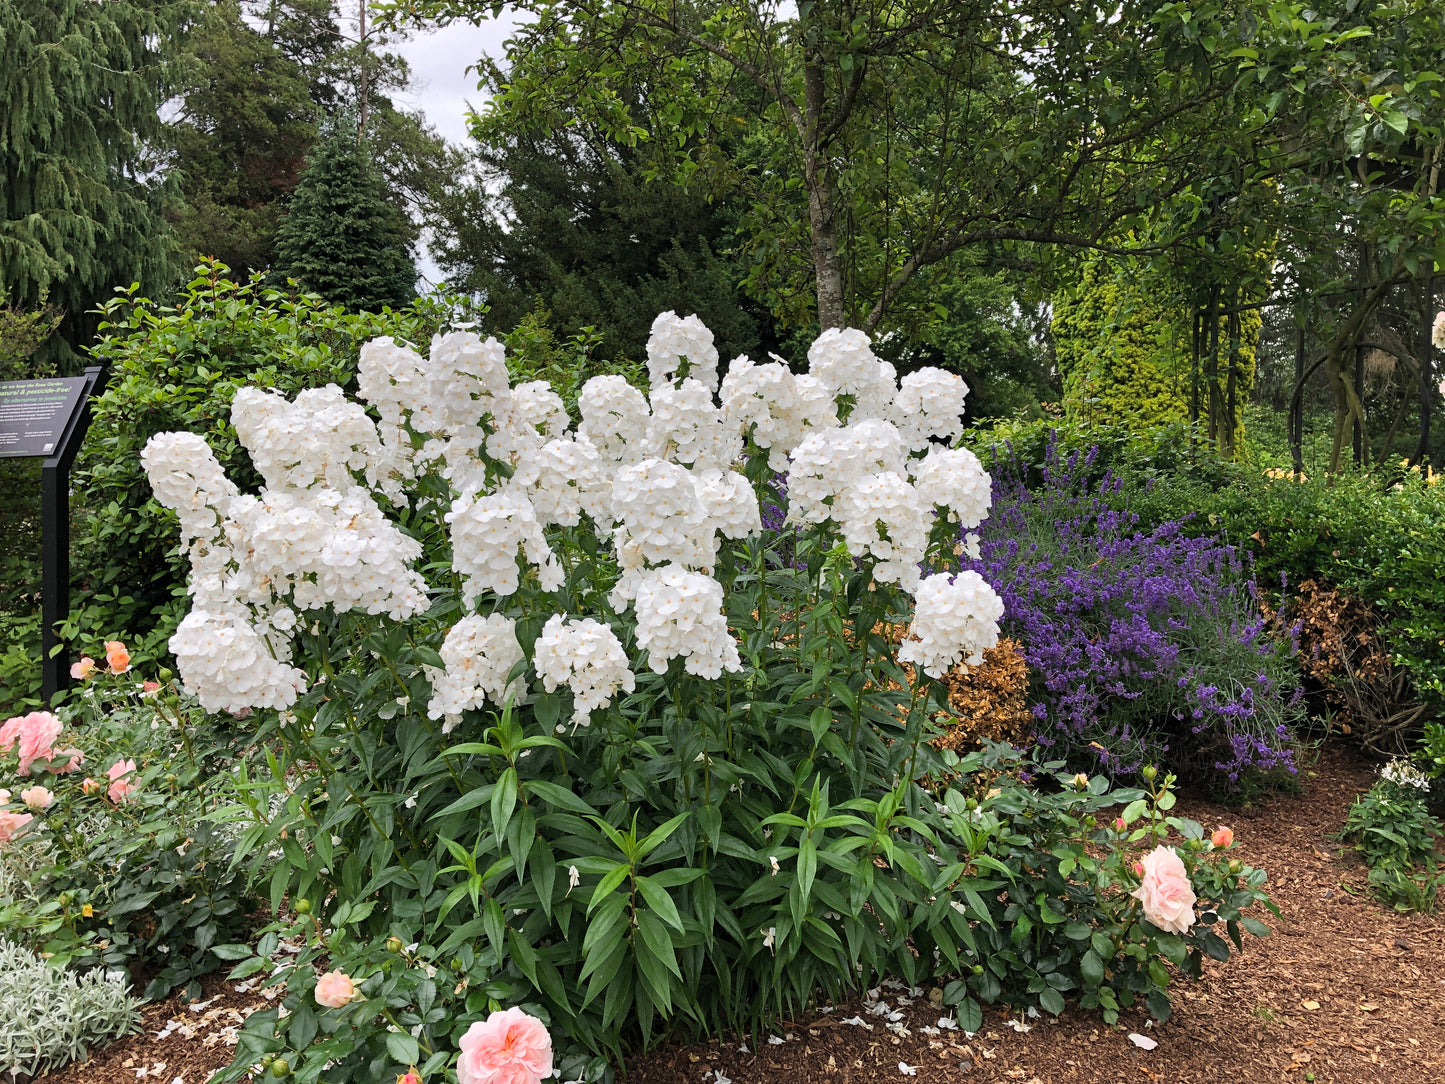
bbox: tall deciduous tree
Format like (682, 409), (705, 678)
(271, 118), (418, 310)
(386, 1), (1272, 334)
(0, 0), (185, 366)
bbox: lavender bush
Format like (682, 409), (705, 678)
(962, 442), (1303, 788)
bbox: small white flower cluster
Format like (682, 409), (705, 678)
(908, 447), (992, 529)
(838, 471), (929, 591)
(633, 565), (741, 678)
(807, 327), (898, 421)
(646, 378), (741, 470)
(231, 385), (385, 495)
(169, 610), (307, 714)
(533, 615), (636, 730)
(447, 489), (562, 602)
(578, 375), (651, 467)
(720, 355), (835, 471)
(898, 572), (1006, 677)
(787, 419), (908, 525)
(1381, 759), (1431, 792)
(426, 614), (526, 729)
(895, 369), (969, 452)
(647, 311), (719, 391)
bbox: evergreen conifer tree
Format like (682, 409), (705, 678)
(0, 0), (184, 366)
(270, 118), (416, 311)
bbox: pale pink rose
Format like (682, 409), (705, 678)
(52, 748), (83, 774)
(1211, 826), (1234, 849)
(0, 788), (9, 804)
(20, 786), (53, 810)
(104, 640), (131, 674)
(106, 759), (138, 804)
(71, 656), (97, 680)
(0, 810), (34, 846)
(3, 712), (64, 775)
(314, 970), (357, 1009)
(141, 681), (161, 696)
(456, 1008), (554, 1084)
(81, 777), (102, 796)
(1130, 845), (1197, 935)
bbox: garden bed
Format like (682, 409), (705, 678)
(38, 743), (1443, 1084)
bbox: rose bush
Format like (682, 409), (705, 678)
(132, 313), (1275, 1080)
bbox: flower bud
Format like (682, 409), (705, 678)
(1211, 826), (1234, 849)
(397, 1073), (422, 1084)
(1228, 859), (1242, 874)
(295, 899), (311, 915)
(1084, 815), (1096, 828)
(1132, 860), (1145, 877)
(971, 964), (984, 974)
(1114, 817), (1127, 832)
(1189, 838), (1204, 852)
(1072, 772), (1089, 790)
(271, 1059), (290, 1078)
(385, 937), (404, 954)
(1141, 765), (1158, 782)
(81, 777), (102, 796)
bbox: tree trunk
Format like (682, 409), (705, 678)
(800, 17), (845, 330)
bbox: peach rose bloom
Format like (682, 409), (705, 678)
(456, 1008), (554, 1084)
(20, 786), (53, 810)
(71, 656), (97, 680)
(104, 640), (131, 674)
(1, 712), (64, 775)
(1211, 826), (1234, 849)
(1130, 845), (1197, 935)
(314, 970), (357, 1008)
(0, 788), (9, 804)
(52, 748), (84, 774)
(106, 759), (138, 804)
(0, 810), (34, 846)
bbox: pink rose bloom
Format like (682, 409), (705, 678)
(20, 786), (53, 810)
(1130, 845), (1197, 935)
(314, 970), (357, 1009)
(456, 1008), (554, 1084)
(104, 640), (131, 674)
(0, 810), (34, 846)
(71, 656), (97, 680)
(106, 759), (138, 804)
(396, 1073), (422, 1084)
(4, 712), (64, 775)
(1211, 826), (1234, 849)
(52, 748), (84, 774)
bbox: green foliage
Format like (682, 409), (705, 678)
(0, 291), (62, 380)
(0, 262), (454, 712)
(270, 119), (417, 312)
(1337, 763), (1442, 914)
(0, 0), (186, 366)
(0, 669), (261, 998)
(0, 939), (139, 1077)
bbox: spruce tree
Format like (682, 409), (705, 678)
(0, 0), (184, 367)
(270, 118), (416, 311)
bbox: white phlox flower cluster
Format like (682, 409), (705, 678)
(838, 471), (929, 591)
(446, 489), (563, 602)
(694, 467), (761, 540)
(426, 614), (526, 729)
(786, 419), (907, 525)
(898, 572), (1005, 677)
(231, 385), (388, 495)
(513, 380), (571, 438)
(895, 368), (969, 451)
(609, 459), (715, 603)
(140, 432), (239, 565)
(169, 609), (307, 714)
(909, 447), (992, 529)
(519, 437), (612, 527)
(533, 615), (635, 730)
(632, 565), (742, 678)
(1433, 311), (1445, 352)
(427, 331), (513, 430)
(647, 311), (720, 392)
(720, 355), (837, 471)
(578, 375), (652, 466)
(1381, 759), (1431, 792)
(646, 377), (741, 470)
(807, 327), (898, 422)
(227, 487), (429, 619)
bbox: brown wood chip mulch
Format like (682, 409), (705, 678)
(40, 744), (1445, 1084)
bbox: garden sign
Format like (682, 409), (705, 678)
(0, 369), (108, 702)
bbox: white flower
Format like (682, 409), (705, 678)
(837, 471), (929, 591)
(533, 615), (635, 728)
(447, 489), (562, 602)
(806, 327), (896, 421)
(894, 367), (969, 451)
(646, 377), (741, 470)
(898, 571), (1005, 676)
(909, 447), (992, 530)
(768, 855), (780, 876)
(720, 355), (837, 470)
(786, 419), (906, 525)
(578, 374), (652, 466)
(426, 614), (526, 721)
(609, 458), (715, 582)
(647, 311), (720, 392)
(631, 564), (742, 679)
(693, 467), (761, 540)
(518, 436), (612, 527)
(512, 380), (570, 437)
(168, 610), (307, 714)
(231, 384), (388, 495)
(762, 927), (776, 952)
(1382, 759), (1431, 792)
(567, 866), (581, 894)
(1433, 310), (1445, 352)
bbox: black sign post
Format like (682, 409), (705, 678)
(0, 368), (109, 703)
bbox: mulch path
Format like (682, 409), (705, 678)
(40, 743), (1444, 1084)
